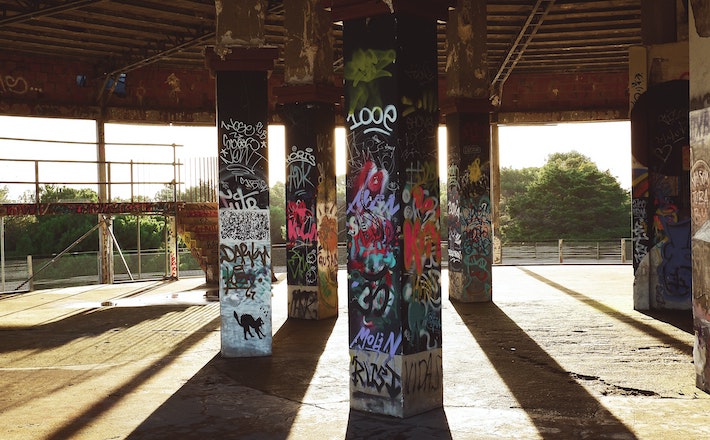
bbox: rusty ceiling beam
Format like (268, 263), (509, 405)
(0, 0), (108, 28)
(491, 0), (556, 104)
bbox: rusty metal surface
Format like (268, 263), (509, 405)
(0, 1), (641, 78)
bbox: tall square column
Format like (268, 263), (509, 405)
(446, 107), (492, 302)
(207, 47), (277, 357)
(340, 10), (443, 418)
(279, 99), (339, 319)
(445, 0), (493, 302)
(278, 0), (339, 320)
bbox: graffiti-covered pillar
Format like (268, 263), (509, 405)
(689, 0), (710, 392)
(334, 2), (444, 417)
(276, 0), (339, 320)
(444, 0), (493, 302)
(207, 0), (277, 357)
(279, 101), (339, 319)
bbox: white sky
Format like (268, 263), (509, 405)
(0, 116), (631, 201)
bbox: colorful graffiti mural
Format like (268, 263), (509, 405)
(447, 113), (492, 302)
(217, 70), (272, 357)
(344, 13), (442, 416)
(282, 102), (338, 319)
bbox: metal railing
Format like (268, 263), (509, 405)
(0, 248), (203, 293)
(500, 239), (633, 264)
(0, 136), (218, 203)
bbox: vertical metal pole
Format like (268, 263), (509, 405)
(96, 117), (113, 284)
(34, 160), (40, 204)
(491, 123), (501, 265)
(26, 255), (33, 291)
(137, 214), (142, 279)
(164, 214), (169, 278)
(173, 143), (179, 279)
(130, 160), (134, 202)
(107, 162), (112, 202)
(558, 239), (564, 264)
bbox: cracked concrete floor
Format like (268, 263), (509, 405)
(0, 266), (708, 439)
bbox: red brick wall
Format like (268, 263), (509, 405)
(2, 51), (629, 124)
(1, 51), (215, 124)
(500, 71), (628, 113)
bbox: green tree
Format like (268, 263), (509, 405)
(503, 151), (630, 242)
(12, 185), (101, 255)
(113, 215), (166, 250)
(499, 167), (539, 241)
(269, 181), (286, 243)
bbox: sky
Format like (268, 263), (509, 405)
(0, 116), (631, 201)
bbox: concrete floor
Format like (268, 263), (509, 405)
(0, 266), (708, 440)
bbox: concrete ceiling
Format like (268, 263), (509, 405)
(0, 0), (642, 83)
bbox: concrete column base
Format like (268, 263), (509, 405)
(349, 348), (443, 418)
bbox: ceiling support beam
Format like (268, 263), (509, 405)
(490, 0), (555, 106)
(0, 0), (107, 28)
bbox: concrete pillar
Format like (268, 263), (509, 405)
(631, 0), (692, 311)
(336, 3), (445, 417)
(445, 0), (493, 302)
(491, 122), (502, 265)
(165, 214), (178, 279)
(277, 0), (339, 320)
(641, 0), (677, 45)
(207, 0), (277, 357)
(689, 0), (710, 392)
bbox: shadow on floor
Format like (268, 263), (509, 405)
(518, 268), (693, 356)
(639, 309), (694, 334)
(126, 316), (339, 440)
(451, 300), (639, 440)
(345, 407), (452, 440)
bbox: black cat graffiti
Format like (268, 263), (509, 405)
(233, 311), (266, 340)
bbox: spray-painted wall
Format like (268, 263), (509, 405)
(282, 102), (338, 319)
(631, 79), (692, 310)
(344, 13), (442, 416)
(217, 70), (272, 356)
(447, 112), (492, 302)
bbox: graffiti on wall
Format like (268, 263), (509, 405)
(402, 159), (441, 353)
(317, 199), (339, 312)
(344, 14), (441, 408)
(631, 80), (691, 308)
(0, 74), (36, 95)
(448, 114), (492, 301)
(217, 71), (271, 355)
(691, 159), (710, 228)
(282, 102), (338, 319)
(344, 19), (402, 377)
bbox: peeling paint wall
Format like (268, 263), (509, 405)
(445, 1), (488, 99)
(215, 0), (267, 57)
(283, 0), (334, 85)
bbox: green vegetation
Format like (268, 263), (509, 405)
(499, 151), (631, 242)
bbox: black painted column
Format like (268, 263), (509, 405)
(445, 0), (493, 302)
(337, 4), (444, 417)
(277, 0), (339, 320)
(206, 47), (277, 357)
(446, 108), (492, 302)
(279, 99), (339, 319)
